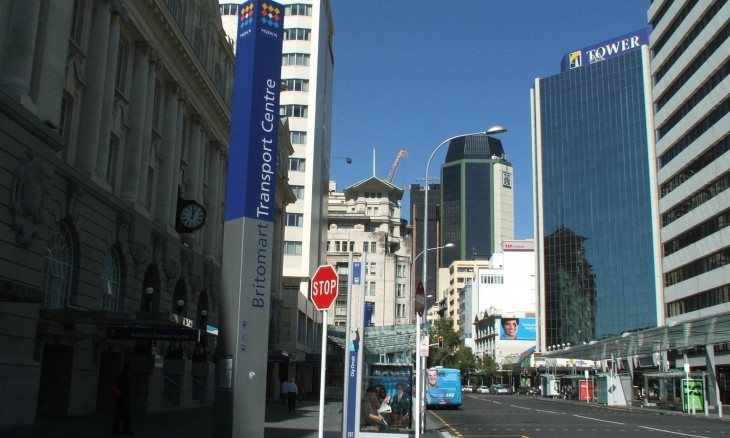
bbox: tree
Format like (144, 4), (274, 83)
(427, 318), (461, 368)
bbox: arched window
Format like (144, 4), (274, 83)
(100, 247), (121, 311)
(44, 222), (74, 309)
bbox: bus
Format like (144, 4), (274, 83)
(425, 367), (462, 409)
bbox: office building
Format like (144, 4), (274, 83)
(472, 240), (536, 363)
(532, 28), (663, 350)
(440, 135), (514, 268)
(220, 0), (335, 387)
(0, 0), (236, 427)
(410, 183), (443, 306)
(649, 0), (730, 389)
(327, 178), (412, 328)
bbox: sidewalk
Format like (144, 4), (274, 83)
(1, 398), (342, 438)
(1, 397), (451, 438)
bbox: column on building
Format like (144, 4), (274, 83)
(94, 3), (123, 182)
(203, 141), (222, 259)
(154, 82), (181, 226)
(136, 56), (162, 208)
(75, 0), (112, 175)
(120, 42), (153, 203)
(0, 0), (40, 106)
(166, 92), (187, 226)
(187, 116), (204, 202)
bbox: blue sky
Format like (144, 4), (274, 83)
(328, 0), (651, 240)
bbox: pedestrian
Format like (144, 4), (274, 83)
(286, 378), (298, 412)
(281, 378), (287, 405)
(297, 377), (305, 402)
(112, 364), (133, 435)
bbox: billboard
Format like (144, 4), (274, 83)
(560, 28), (650, 71)
(499, 317), (536, 341)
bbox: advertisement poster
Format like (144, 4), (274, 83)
(499, 317), (536, 340)
(425, 368), (462, 407)
(682, 379), (705, 412)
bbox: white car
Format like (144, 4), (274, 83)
(477, 386), (490, 394)
(462, 385), (473, 393)
(490, 384), (510, 395)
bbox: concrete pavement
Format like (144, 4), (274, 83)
(1, 397), (447, 437)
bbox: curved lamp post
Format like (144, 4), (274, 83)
(415, 125), (506, 437)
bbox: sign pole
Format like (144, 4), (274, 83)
(318, 309), (328, 438)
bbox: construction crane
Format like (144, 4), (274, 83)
(386, 149), (408, 183)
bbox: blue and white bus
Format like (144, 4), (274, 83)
(425, 367), (462, 409)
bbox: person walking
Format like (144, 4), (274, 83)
(286, 378), (298, 412)
(280, 378), (287, 405)
(112, 364), (133, 435)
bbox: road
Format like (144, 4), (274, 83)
(425, 393), (729, 438)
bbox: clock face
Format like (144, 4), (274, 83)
(179, 202), (206, 230)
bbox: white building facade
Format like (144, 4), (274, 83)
(472, 240), (536, 364)
(327, 177), (412, 328)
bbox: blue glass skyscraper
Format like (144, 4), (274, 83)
(532, 29), (663, 348)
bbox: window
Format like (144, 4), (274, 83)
(396, 284), (406, 298)
(365, 281), (376, 296)
(289, 158), (305, 172)
(100, 247), (121, 311)
(367, 262), (377, 275)
(396, 303), (406, 317)
(115, 40), (129, 92)
(366, 206), (379, 216)
(291, 185), (305, 199)
(397, 264), (406, 278)
(59, 93), (74, 145)
(106, 136), (120, 190)
(280, 104), (308, 118)
(282, 53), (310, 66)
(285, 4), (312, 16)
(290, 131), (307, 144)
(286, 213), (303, 227)
(69, 0), (87, 46)
(284, 241), (302, 255)
(284, 28), (311, 41)
(282, 78), (309, 92)
(220, 4), (239, 15)
(335, 300), (347, 316)
(44, 222), (75, 309)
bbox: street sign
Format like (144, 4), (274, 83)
(311, 265), (338, 310)
(415, 282), (425, 316)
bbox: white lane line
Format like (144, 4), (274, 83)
(572, 414), (625, 425)
(638, 426), (711, 438)
(536, 409), (562, 414)
(509, 405), (533, 411)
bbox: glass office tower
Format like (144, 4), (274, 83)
(440, 135), (514, 268)
(532, 30), (663, 348)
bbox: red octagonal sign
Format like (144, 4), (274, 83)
(311, 265), (338, 311)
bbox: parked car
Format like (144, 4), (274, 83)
(489, 384), (510, 395)
(477, 386), (490, 394)
(517, 387), (539, 395)
(462, 385), (473, 393)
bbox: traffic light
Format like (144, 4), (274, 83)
(438, 336), (443, 349)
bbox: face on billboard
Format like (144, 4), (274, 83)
(500, 317), (536, 341)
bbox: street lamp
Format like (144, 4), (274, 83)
(416, 125), (506, 437)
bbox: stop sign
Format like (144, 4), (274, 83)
(311, 265), (338, 310)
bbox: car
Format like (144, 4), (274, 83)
(489, 384), (510, 395)
(462, 385), (473, 393)
(477, 386), (490, 394)
(517, 387), (539, 395)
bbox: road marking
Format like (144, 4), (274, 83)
(638, 426), (711, 438)
(535, 409), (562, 414)
(429, 411), (463, 437)
(572, 414), (625, 425)
(509, 405), (533, 411)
